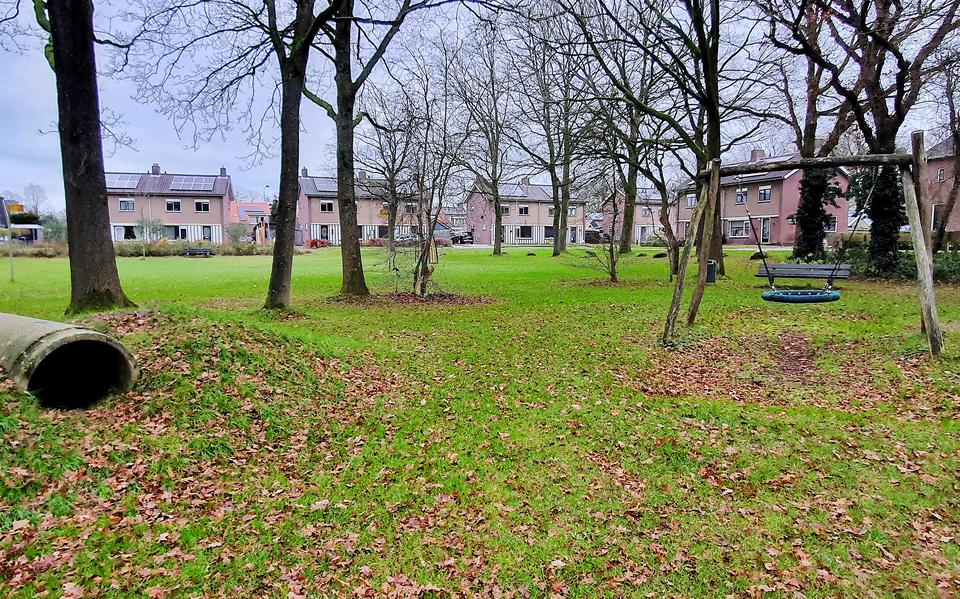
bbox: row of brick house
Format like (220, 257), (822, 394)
(105, 143), (960, 247)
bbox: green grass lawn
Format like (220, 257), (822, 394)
(1, 247), (958, 597)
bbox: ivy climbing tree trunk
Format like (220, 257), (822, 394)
(47, 0), (132, 313)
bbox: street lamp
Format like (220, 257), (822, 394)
(263, 184), (270, 202)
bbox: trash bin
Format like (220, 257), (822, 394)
(706, 259), (717, 284)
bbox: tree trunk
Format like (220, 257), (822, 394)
(48, 0), (132, 313)
(559, 182), (570, 251)
(333, 3), (369, 296)
(264, 63), (306, 309)
(658, 190), (679, 277)
(550, 170), (562, 256)
(387, 203), (398, 256)
(492, 190), (503, 255)
(619, 156), (639, 255)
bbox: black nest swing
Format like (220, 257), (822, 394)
(746, 212), (847, 304)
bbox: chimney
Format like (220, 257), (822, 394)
(358, 169), (367, 181)
(520, 176), (530, 186)
(151, 163), (161, 175)
(750, 148), (766, 162)
(301, 167), (308, 177)
(219, 166), (227, 177)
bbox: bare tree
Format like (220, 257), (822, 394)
(453, 16), (515, 256)
(37, 0), (132, 312)
(508, 8), (591, 256)
(933, 51), (960, 252)
(122, 0), (345, 309)
(22, 183), (48, 215)
(303, 0), (445, 296)
(764, 0), (960, 271)
(357, 86), (418, 256)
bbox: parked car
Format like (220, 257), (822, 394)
(451, 229), (474, 244)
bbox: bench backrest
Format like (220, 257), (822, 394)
(757, 263), (851, 279)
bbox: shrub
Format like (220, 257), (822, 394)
(308, 239), (332, 249)
(6, 242), (66, 258)
(749, 251), (767, 260)
(653, 252), (668, 258)
(836, 246), (960, 283)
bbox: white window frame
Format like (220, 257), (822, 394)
(735, 188), (747, 205)
(319, 200), (334, 213)
(548, 206), (555, 217)
(405, 202), (417, 215)
(118, 199), (135, 212)
(568, 207), (577, 216)
(824, 215), (838, 232)
(757, 186), (772, 203)
(938, 168), (946, 182)
(501, 205), (510, 216)
(518, 225), (533, 239)
(728, 219), (750, 238)
(686, 194), (696, 208)
(166, 200), (181, 213)
(518, 205), (529, 216)
(195, 200), (210, 213)
(641, 207), (652, 217)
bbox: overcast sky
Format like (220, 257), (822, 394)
(0, 41), (339, 212)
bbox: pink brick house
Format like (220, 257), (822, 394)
(297, 168), (430, 244)
(600, 188), (676, 242)
(675, 151), (850, 246)
(923, 138), (960, 236)
(106, 163), (234, 244)
(463, 178), (587, 245)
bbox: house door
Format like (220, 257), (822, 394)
(760, 218), (771, 244)
(319, 225), (329, 241)
(569, 228), (577, 243)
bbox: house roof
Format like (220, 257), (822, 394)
(299, 176), (389, 198)
(231, 201), (271, 223)
(471, 181), (587, 204)
(928, 137), (956, 159)
(105, 169), (233, 197)
(605, 187), (669, 206)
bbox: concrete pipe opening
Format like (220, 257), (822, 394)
(28, 338), (135, 409)
(0, 313), (138, 410)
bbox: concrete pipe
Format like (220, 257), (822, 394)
(0, 313), (137, 409)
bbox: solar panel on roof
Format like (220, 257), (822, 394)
(170, 175), (216, 191)
(105, 173), (141, 189)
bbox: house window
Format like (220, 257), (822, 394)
(548, 207), (555, 217)
(320, 201), (334, 212)
(544, 226), (555, 239)
(787, 215), (797, 225)
(933, 204), (945, 229)
(824, 216), (838, 232)
(202, 225), (212, 241)
(758, 187), (771, 203)
(377, 225), (389, 239)
(938, 168), (946, 182)
(195, 200), (210, 212)
(729, 220), (749, 238)
(641, 207), (652, 217)
(382, 202), (390, 211)
(683, 222), (691, 236)
(568, 207), (576, 216)
(519, 205), (529, 216)
(405, 203), (417, 215)
(735, 188), (747, 205)
(166, 200), (181, 212)
(119, 199), (135, 212)
(501, 205), (510, 216)
(686, 194), (696, 208)
(519, 225), (533, 239)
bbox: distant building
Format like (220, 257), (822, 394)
(296, 168), (426, 244)
(676, 149), (851, 246)
(106, 163), (235, 244)
(600, 188), (675, 243)
(462, 178), (588, 245)
(924, 137), (960, 236)
(231, 201), (272, 244)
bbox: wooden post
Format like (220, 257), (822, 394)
(901, 165), (944, 357)
(662, 171), (711, 344)
(912, 131), (933, 258)
(687, 159), (721, 325)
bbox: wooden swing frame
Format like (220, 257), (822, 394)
(663, 130), (944, 358)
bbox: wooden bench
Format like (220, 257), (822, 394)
(184, 247), (214, 257)
(757, 263), (851, 285)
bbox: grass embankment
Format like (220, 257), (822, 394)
(1, 248), (958, 597)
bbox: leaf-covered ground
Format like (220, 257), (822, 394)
(1, 248), (958, 597)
